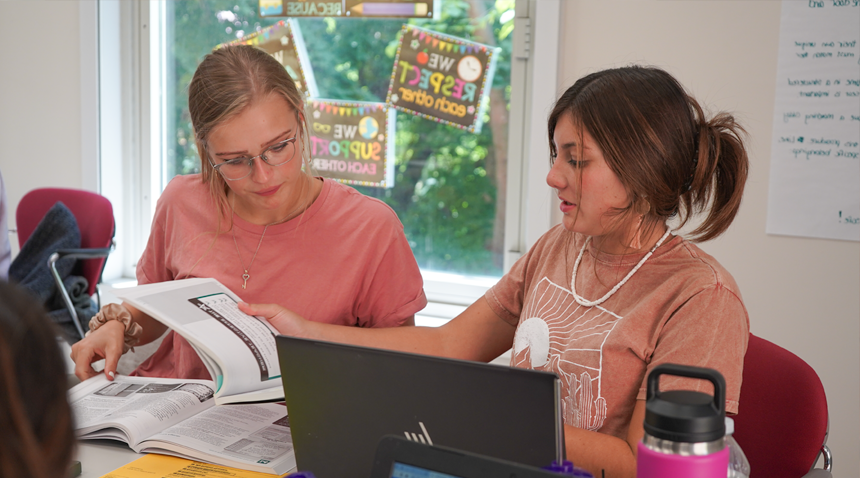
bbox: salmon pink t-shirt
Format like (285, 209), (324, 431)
(485, 225), (748, 440)
(132, 174), (426, 379)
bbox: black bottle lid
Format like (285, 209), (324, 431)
(642, 363), (726, 443)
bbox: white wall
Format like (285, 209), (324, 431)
(558, 1), (859, 473)
(0, 1), (86, 243)
(1, 0), (857, 472)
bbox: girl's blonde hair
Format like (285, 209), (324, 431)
(188, 44), (312, 221)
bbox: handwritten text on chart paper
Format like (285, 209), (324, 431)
(766, 0), (859, 240)
(807, 0), (860, 9)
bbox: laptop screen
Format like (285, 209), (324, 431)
(276, 335), (563, 478)
(369, 435), (571, 478)
(391, 462), (460, 478)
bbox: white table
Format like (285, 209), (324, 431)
(75, 440), (143, 477)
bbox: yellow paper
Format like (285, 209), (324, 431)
(100, 454), (286, 478)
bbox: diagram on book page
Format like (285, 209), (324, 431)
(189, 293), (280, 382)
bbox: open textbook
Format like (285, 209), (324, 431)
(70, 374), (296, 476)
(113, 278), (283, 405)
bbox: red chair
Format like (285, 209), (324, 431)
(15, 188), (115, 339)
(733, 334), (832, 478)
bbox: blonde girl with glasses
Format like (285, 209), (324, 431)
(240, 65), (750, 478)
(71, 45), (426, 382)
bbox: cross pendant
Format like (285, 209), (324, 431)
(242, 272), (250, 289)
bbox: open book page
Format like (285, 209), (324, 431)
(70, 375), (216, 446)
(100, 453), (290, 478)
(114, 278), (284, 404)
(138, 402), (296, 475)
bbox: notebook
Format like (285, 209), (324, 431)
(275, 335), (563, 478)
(369, 435), (569, 478)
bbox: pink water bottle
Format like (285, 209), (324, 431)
(636, 364), (729, 478)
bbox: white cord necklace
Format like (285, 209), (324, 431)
(570, 228), (672, 307)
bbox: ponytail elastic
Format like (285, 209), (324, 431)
(684, 131), (702, 192)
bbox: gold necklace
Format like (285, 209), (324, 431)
(229, 176), (315, 289)
(231, 216), (271, 290)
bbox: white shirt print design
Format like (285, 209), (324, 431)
(511, 276), (623, 431)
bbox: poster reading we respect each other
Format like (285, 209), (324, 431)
(308, 100), (395, 188)
(387, 25), (499, 133)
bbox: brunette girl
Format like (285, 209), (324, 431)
(242, 65), (750, 477)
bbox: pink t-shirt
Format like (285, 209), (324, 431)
(133, 174), (427, 379)
(485, 225), (748, 440)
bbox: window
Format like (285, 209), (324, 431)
(97, 0), (559, 311)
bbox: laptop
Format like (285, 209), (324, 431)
(275, 335), (563, 478)
(369, 435), (573, 478)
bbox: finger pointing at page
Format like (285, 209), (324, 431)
(70, 319), (125, 381)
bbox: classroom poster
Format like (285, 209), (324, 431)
(386, 25), (499, 133)
(307, 100), (395, 188)
(259, 0), (436, 18)
(218, 20), (319, 98)
(766, 0), (860, 241)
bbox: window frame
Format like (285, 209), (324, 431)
(93, 0), (560, 312)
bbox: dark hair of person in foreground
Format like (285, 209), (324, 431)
(0, 280), (75, 478)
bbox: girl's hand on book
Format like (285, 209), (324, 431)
(70, 319), (125, 382)
(238, 302), (308, 337)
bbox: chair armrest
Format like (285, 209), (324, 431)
(802, 444), (833, 478)
(54, 247), (113, 260)
(48, 248), (113, 341)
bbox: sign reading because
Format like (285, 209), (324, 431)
(219, 20), (318, 98)
(386, 25), (499, 133)
(308, 100), (395, 188)
(260, 0), (435, 18)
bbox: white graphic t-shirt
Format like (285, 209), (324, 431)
(485, 226), (748, 440)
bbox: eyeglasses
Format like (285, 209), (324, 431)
(209, 136), (298, 181)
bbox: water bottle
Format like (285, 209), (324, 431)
(725, 417), (751, 478)
(636, 363), (729, 478)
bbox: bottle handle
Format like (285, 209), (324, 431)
(646, 363), (726, 415)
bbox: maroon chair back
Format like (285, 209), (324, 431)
(733, 334), (828, 478)
(16, 188), (115, 296)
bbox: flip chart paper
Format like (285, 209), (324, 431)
(766, 0), (860, 241)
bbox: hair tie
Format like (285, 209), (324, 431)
(86, 304), (143, 354)
(684, 136), (700, 192)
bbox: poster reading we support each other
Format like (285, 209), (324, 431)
(308, 100), (395, 188)
(387, 25), (499, 133)
(219, 20), (318, 98)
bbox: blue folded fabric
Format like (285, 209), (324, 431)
(9, 201), (95, 340)
(46, 275), (98, 340)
